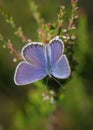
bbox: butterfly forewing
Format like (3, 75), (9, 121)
(14, 62), (47, 85)
(51, 55), (71, 79)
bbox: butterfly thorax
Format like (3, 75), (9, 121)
(45, 45), (52, 77)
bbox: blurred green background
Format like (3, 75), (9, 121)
(0, 0), (93, 130)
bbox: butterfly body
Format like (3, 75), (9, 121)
(14, 36), (71, 85)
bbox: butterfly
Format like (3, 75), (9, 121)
(14, 36), (71, 85)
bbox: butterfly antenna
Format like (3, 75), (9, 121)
(44, 76), (49, 91)
(51, 76), (62, 87)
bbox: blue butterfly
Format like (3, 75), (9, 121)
(14, 36), (71, 85)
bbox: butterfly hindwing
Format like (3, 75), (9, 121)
(22, 42), (47, 68)
(48, 37), (64, 67)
